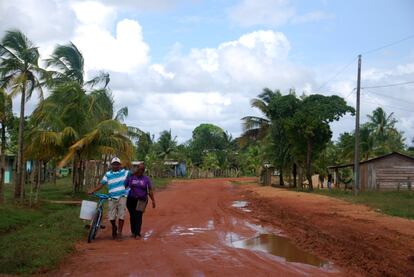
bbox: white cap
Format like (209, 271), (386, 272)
(111, 157), (121, 164)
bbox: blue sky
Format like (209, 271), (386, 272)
(133, 0), (414, 66)
(0, 0), (413, 143)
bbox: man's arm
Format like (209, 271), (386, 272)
(88, 174), (107, 195)
(88, 183), (104, 195)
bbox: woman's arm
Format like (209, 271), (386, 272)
(148, 189), (156, 208)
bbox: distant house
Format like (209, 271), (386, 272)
(2, 154), (16, 184)
(328, 152), (414, 191)
(164, 160), (186, 177)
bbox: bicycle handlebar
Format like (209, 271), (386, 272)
(93, 193), (112, 199)
(92, 193), (126, 200)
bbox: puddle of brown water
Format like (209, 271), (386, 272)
(232, 234), (328, 267)
(232, 201), (248, 208)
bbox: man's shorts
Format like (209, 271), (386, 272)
(108, 197), (126, 221)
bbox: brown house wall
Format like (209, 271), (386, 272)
(360, 154), (414, 191)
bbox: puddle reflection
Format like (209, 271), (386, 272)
(232, 234), (327, 267)
(232, 201), (248, 208)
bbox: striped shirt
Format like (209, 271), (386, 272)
(101, 169), (130, 198)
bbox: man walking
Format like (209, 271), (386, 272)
(89, 157), (129, 239)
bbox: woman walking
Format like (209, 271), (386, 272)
(125, 163), (156, 238)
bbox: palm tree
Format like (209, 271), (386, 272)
(157, 130), (177, 160)
(0, 88), (12, 202)
(366, 107), (404, 156)
(59, 120), (133, 167)
(45, 42), (109, 88)
(0, 30), (44, 200)
(240, 88), (281, 144)
(32, 42), (134, 192)
(367, 107), (397, 139)
(32, 82), (131, 192)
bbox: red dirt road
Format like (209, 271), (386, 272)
(44, 178), (414, 276)
(44, 179), (341, 277)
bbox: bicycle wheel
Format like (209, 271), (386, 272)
(92, 211), (102, 240)
(87, 210), (100, 243)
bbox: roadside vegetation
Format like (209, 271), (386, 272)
(0, 178), (86, 275)
(315, 189), (414, 220)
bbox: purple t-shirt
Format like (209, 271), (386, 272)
(125, 175), (152, 200)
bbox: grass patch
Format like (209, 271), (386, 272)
(0, 178), (88, 275)
(315, 189), (414, 219)
(152, 178), (171, 189)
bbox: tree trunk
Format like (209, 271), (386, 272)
(103, 155), (108, 173)
(306, 140), (313, 191)
(35, 160), (41, 203)
(43, 161), (47, 183)
(279, 168), (284, 186)
(0, 122), (6, 203)
(72, 158), (76, 194)
(15, 85), (26, 200)
(292, 163), (297, 188)
(50, 160), (56, 185)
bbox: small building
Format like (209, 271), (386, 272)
(328, 152), (414, 191)
(260, 163), (275, 186)
(163, 160), (186, 177)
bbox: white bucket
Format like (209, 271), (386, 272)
(80, 200), (97, 220)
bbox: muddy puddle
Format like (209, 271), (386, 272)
(231, 233), (328, 267)
(232, 201), (252, 212)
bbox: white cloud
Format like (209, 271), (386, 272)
(102, 0), (181, 11)
(71, 1), (116, 27)
(229, 0), (333, 27)
(3, 0), (412, 144)
(0, 0), (77, 42)
(72, 11), (150, 73)
(107, 29), (314, 141)
(328, 62), (414, 142)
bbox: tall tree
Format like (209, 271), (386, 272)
(284, 95), (354, 190)
(189, 123), (228, 166)
(0, 88), (12, 202)
(32, 42), (133, 191)
(240, 88), (282, 145)
(267, 93), (299, 186)
(0, 30), (44, 200)
(156, 130), (177, 160)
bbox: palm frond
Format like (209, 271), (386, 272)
(84, 71), (110, 89)
(115, 106), (128, 122)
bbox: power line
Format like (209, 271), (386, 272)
(316, 56), (358, 91)
(316, 34), (414, 96)
(344, 88), (356, 100)
(361, 34), (414, 55)
(364, 90), (414, 107)
(361, 80), (414, 89)
(362, 96), (414, 113)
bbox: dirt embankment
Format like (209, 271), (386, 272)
(243, 184), (414, 277)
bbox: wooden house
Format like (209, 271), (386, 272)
(328, 152), (414, 191)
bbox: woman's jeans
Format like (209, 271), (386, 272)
(126, 197), (144, 236)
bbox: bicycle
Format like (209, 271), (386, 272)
(87, 193), (111, 243)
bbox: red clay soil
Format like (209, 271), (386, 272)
(41, 178), (414, 277)
(243, 183), (414, 277)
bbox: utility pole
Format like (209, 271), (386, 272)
(354, 55), (362, 195)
